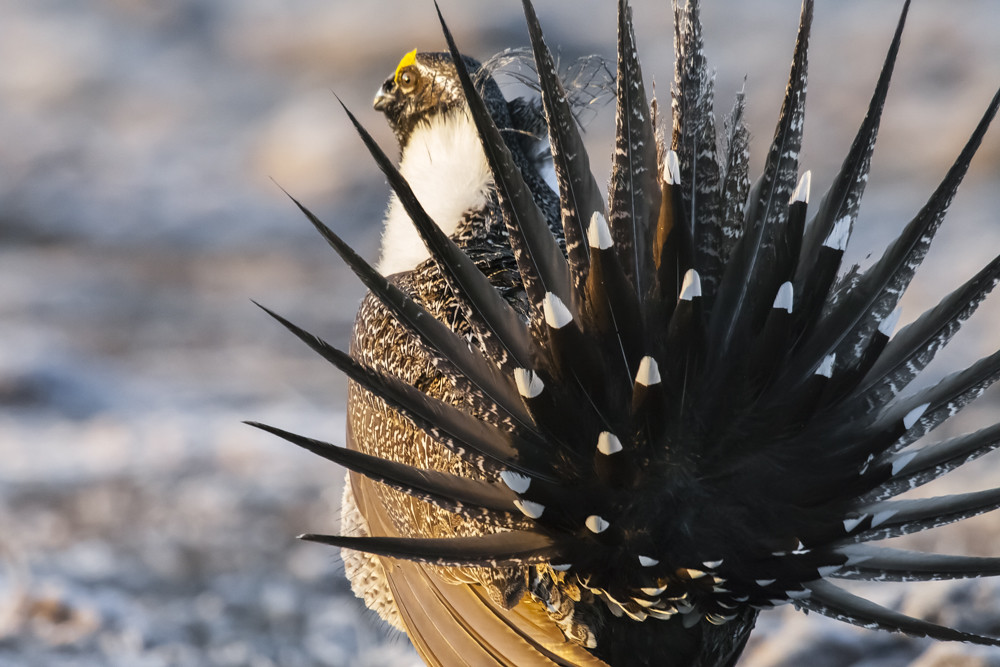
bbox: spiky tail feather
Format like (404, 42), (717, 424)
(257, 0), (1000, 662)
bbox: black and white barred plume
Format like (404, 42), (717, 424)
(251, 0), (1000, 665)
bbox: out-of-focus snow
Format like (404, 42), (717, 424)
(0, 1), (998, 665)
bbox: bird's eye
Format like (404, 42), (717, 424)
(399, 70), (415, 89)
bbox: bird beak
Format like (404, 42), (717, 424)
(373, 81), (393, 112)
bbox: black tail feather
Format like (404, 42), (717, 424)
(520, 0), (606, 293)
(671, 0), (723, 302)
(853, 252), (1000, 411)
(608, 0), (661, 298)
(803, 579), (1000, 647)
(301, 531), (560, 568)
(864, 423), (1000, 503)
(247, 421), (521, 518)
(794, 87), (1000, 383)
(833, 545), (1000, 582)
(253, 301), (556, 480)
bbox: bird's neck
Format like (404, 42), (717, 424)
(376, 109), (494, 276)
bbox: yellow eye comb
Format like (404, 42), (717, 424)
(394, 49), (418, 83)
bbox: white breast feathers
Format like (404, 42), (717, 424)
(376, 110), (494, 276)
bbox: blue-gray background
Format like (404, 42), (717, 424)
(2, 1), (999, 665)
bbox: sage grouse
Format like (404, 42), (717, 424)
(251, 0), (1000, 664)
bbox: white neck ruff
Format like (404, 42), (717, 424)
(376, 110), (493, 276)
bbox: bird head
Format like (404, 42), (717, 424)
(373, 49), (510, 149)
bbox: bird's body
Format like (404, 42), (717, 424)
(254, 1), (1000, 665)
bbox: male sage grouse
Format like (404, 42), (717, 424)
(251, 0), (1000, 665)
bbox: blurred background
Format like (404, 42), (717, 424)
(1, 1), (999, 665)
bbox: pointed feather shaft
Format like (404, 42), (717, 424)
(784, 170), (810, 276)
(520, 0), (606, 291)
(663, 270), (704, 406)
(608, 0), (660, 296)
(585, 213), (644, 380)
(833, 545), (1000, 582)
(853, 486), (1000, 542)
(540, 289), (612, 414)
(301, 531), (559, 568)
(717, 92), (750, 269)
(878, 347), (1000, 454)
(652, 155), (691, 334)
(246, 421), (518, 515)
(511, 365), (582, 452)
(672, 0), (723, 300)
(865, 423), (1000, 502)
(746, 282), (795, 388)
(853, 253), (1000, 409)
(802, 579), (1000, 646)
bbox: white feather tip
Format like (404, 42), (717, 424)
(636, 356), (662, 387)
(791, 170), (811, 204)
(587, 212), (613, 250)
(773, 281), (794, 313)
(514, 368), (544, 399)
(679, 269), (702, 301)
(542, 292), (573, 329)
(664, 150), (680, 185)
(597, 431), (623, 455)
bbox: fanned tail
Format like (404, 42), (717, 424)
(258, 0), (1000, 660)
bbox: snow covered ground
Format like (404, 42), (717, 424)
(1, 1), (999, 665)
